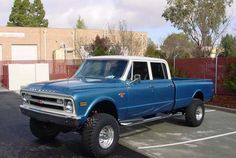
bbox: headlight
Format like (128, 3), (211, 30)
(22, 93), (27, 102)
(64, 100), (73, 113)
(22, 93), (30, 103)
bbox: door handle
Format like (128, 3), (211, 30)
(148, 85), (154, 88)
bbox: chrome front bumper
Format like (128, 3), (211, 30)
(20, 104), (81, 127)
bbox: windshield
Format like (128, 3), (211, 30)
(74, 59), (128, 79)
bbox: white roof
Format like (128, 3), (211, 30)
(88, 55), (167, 63)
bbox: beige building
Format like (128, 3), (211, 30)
(0, 26), (147, 61)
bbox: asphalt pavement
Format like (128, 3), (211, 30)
(119, 109), (236, 158)
(1, 91), (236, 158)
(0, 92), (147, 158)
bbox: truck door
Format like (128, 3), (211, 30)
(150, 62), (175, 112)
(127, 61), (155, 118)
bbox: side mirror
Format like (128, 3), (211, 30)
(133, 74), (141, 83)
(126, 74), (141, 86)
(134, 74), (141, 81)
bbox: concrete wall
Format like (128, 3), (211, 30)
(0, 27), (148, 61)
(0, 45), (2, 61)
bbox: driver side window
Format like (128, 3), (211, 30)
(127, 62), (150, 80)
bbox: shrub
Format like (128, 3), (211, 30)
(169, 64), (188, 78)
(224, 63), (236, 91)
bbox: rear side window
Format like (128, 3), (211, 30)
(151, 63), (168, 80)
(133, 62), (150, 80)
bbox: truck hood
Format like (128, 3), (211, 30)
(23, 78), (124, 95)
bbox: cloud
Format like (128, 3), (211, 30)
(42, 0), (168, 29)
(43, 0), (117, 28)
(0, 0), (12, 26)
(1, 0), (236, 43)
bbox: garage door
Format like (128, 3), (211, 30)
(11, 45), (37, 60)
(0, 45), (2, 61)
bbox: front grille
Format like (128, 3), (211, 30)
(31, 95), (57, 102)
(22, 92), (66, 111)
(29, 100), (64, 110)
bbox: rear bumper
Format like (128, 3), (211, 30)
(20, 105), (81, 127)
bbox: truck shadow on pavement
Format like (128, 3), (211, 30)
(17, 133), (147, 158)
(0, 92), (148, 158)
(0, 92), (189, 158)
(17, 117), (186, 158)
(120, 116), (187, 138)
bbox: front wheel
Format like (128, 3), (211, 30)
(81, 113), (119, 158)
(185, 99), (205, 127)
(30, 118), (60, 140)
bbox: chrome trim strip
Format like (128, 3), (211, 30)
(20, 104), (79, 119)
(120, 114), (172, 126)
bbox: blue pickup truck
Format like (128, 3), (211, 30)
(20, 56), (214, 157)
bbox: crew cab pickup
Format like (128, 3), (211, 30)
(20, 56), (214, 158)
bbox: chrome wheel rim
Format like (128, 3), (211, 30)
(196, 106), (203, 121)
(99, 125), (114, 149)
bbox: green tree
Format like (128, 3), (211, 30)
(220, 34), (236, 57)
(7, 0), (30, 26)
(30, 0), (48, 27)
(76, 16), (86, 29)
(7, 0), (48, 27)
(224, 64), (236, 91)
(162, 0), (233, 57)
(90, 35), (111, 56)
(7, 0), (22, 26)
(145, 38), (160, 58)
(161, 33), (194, 59)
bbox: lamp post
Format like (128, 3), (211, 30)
(43, 30), (47, 60)
(215, 52), (222, 95)
(173, 54), (178, 71)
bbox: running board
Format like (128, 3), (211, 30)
(120, 114), (172, 126)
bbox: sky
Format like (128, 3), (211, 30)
(1, 0), (236, 45)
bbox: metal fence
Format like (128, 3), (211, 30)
(1, 58), (236, 95)
(169, 57), (236, 95)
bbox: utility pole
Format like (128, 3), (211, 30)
(215, 52), (222, 95)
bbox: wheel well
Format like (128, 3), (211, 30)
(194, 91), (204, 101)
(89, 101), (118, 119)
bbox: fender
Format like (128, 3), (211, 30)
(192, 90), (204, 100)
(84, 96), (118, 118)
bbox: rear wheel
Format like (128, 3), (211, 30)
(30, 118), (60, 140)
(81, 113), (119, 158)
(185, 99), (205, 127)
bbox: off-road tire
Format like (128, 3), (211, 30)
(30, 118), (60, 140)
(185, 99), (205, 127)
(81, 113), (119, 158)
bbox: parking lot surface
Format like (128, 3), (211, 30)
(0, 91), (236, 158)
(119, 109), (236, 158)
(0, 92), (147, 158)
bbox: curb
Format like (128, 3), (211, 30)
(0, 90), (10, 93)
(119, 140), (151, 158)
(205, 104), (236, 114)
(0, 90), (20, 96)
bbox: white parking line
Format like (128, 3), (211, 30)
(205, 109), (216, 113)
(138, 131), (236, 150)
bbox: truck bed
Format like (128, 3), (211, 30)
(172, 78), (214, 110)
